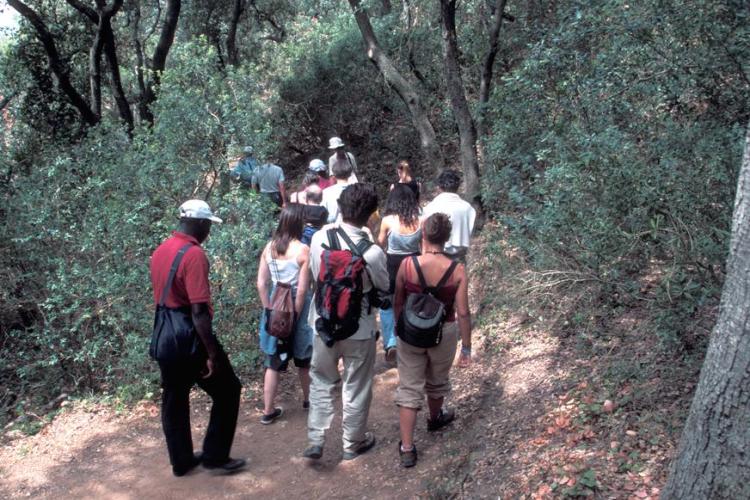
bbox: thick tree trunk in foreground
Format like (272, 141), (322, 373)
(348, 0), (445, 171)
(440, 0), (482, 210)
(662, 124), (750, 498)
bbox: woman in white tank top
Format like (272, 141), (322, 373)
(257, 205), (312, 424)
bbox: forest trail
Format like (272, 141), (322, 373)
(0, 241), (671, 500)
(0, 333), (542, 500)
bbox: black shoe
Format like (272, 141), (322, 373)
(260, 407), (284, 425)
(302, 444), (323, 460)
(342, 432), (376, 461)
(427, 407), (456, 432)
(303, 400), (310, 410)
(172, 452), (203, 477)
(399, 442), (418, 468)
(385, 347), (397, 364)
(202, 458), (247, 475)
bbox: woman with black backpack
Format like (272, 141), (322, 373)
(392, 213), (472, 468)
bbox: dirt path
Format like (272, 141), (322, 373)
(0, 341), (500, 499)
(0, 238), (681, 499)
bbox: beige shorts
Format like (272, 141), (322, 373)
(395, 322), (458, 409)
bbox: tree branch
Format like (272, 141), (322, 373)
(100, 0), (133, 131)
(0, 92), (16, 112)
(142, 0), (181, 124)
(8, 0), (98, 125)
(64, 0), (98, 23)
(67, 0), (133, 130)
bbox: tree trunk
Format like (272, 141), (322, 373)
(129, 3), (149, 124)
(100, 0), (134, 131)
(439, 0), (482, 210)
(476, 0), (508, 143)
(9, 0), (99, 126)
(226, 0), (244, 66)
(88, 21), (104, 119)
(142, 0), (182, 124)
(661, 124), (750, 498)
(348, 0), (444, 172)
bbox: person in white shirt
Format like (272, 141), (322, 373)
(327, 136), (359, 184)
(422, 170), (476, 262)
(303, 183), (389, 462)
(321, 158), (354, 223)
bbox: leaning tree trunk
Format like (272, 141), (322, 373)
(661, 124), (750, 498)
(440, 0), (482, 211)
(9, 0), (99, 126)
(476, 0), (508, 165)
(348, 0), (445, 172)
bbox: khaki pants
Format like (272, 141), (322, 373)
(307, 334), (376, 452)
(395, 322), (458, 409)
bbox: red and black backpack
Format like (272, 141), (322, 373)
(314, 228), (373, 345)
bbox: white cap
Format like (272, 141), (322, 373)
(309, 159), (326, 172)
(328, 137), (344, 149)
(243, 146), (254, 154)
(178, 199), (223, 223)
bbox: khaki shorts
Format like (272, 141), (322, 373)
(395, 322), (458, 409)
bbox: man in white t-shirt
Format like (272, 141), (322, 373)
(321, 158), (354, 223)
(327, 136), (358, 184)
(422, 169), (476, 262)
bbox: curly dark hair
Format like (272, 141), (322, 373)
(423, 213), (452, 245)
(384, 184), (419, 227)
(338, 183), (378, 226)
(437, 169), (461, 193)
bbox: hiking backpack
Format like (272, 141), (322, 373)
(397, 256), (458, 348)
(314, 228), (373, 346)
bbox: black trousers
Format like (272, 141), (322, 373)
(158, 351), (242, 470)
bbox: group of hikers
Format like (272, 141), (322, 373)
(149, 136), (477, 477)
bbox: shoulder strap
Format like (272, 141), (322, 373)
(325, 228), (340, 250)
(435, 261), (459, 290)
(411, 256), (428, 290)
(268, 248), (281, 282)
(159, 243), (194, 307)
(413, 258), (458, 294)
(335, 227), (369, 257)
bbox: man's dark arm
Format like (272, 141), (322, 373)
(191, 302), (221, 365)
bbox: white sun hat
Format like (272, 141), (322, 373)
(309, 159), (326, 172)
(243, 146), (254, 154)
(328, 137), (345, 149)
(178, 199), (223, 223)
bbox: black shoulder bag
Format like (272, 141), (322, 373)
(149, 243), (204, 363)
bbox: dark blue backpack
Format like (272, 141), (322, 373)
(301, 225), (317, 246)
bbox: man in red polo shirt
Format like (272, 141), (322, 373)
(150, 199), (245, 476)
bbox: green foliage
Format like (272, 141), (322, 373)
(0, 40), (274, 424)
(482, 0), (748, 346)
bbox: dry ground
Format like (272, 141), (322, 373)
(0, 236), (703, 499)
